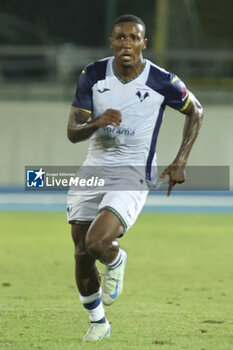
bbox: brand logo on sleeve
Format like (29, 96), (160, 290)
(179, 81), (188, 100)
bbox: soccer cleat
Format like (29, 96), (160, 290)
(102, 249), (127, 306)
(82, 320), (111, 341)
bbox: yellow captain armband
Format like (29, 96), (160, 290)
(80, 108), (92, 114)
(81, 70), (86, 74)
(180, 95), (191, 112)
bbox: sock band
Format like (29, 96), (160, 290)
(83, 298), (105, 322)
(105, 249), (123, 269)
(91, 317), (106, 324)
(79, 287), (102, 304)
(84, 297), (101, 310)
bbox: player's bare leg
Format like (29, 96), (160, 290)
(85, 210), (123, 262)
(71, 224), (110, 341)
(71, 224), (100, 296)
(85, 210), (128, 306)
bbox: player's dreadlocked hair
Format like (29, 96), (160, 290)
(113, 14), (146, 33)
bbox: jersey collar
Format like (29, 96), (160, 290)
(112, 59), (146, 84)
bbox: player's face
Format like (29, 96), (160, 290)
(110, 22), (147, 70)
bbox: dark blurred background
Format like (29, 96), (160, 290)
(0, 0), (232, 101)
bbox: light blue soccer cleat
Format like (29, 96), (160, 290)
(82, 320), (111, 341)
(102, 249), (127, 306)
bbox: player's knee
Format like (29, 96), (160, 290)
(85, 235), (105, 259)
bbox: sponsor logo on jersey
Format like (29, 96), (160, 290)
(136, 90), (150, 102)
(104, 126), (135, 136)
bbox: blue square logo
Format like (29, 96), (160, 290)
(26, 168), (45, 187)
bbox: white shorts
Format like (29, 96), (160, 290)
(67, 189), (148, 233)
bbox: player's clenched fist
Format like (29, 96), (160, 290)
(94, 109), (122, 128)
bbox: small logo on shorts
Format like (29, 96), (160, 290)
(26, 168), (45, 187)
(127, 210), (132, 219)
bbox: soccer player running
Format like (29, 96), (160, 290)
(67, 15), (203, 341)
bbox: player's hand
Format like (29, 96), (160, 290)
(94, 109), (122, 128)
(160, 164), (186, 196)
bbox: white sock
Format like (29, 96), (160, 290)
(80, 288), (106, 323)
(104, 249), (123, 269)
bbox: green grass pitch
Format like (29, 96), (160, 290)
(0, 211), (233, 350)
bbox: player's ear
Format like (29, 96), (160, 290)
(143, 38), (148, 50)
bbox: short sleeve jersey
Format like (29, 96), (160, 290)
(72, 57), (190, 181)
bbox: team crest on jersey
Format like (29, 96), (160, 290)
(136, 90), (150, 102)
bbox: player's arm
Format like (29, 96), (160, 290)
(67, 106), (122, 143)
(160, 92), (204, 195)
